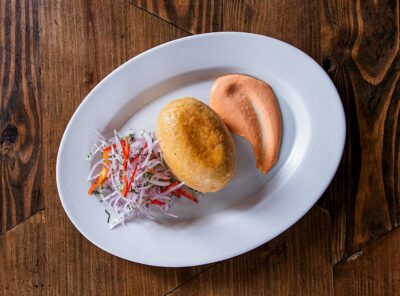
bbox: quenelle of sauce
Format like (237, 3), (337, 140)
(210, 74), (282, 174)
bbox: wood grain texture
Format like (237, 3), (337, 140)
(0, 0), (40, 65)
(319, 0), (400, 263)
(169, 207), (333, 296)
(130, 0), (321, 59)
(131, 0), (223, 33)
(223, 0), (321, 61)
(0, 211), (45, 296)
(40, 0), (187, 117)
(334, 227), (400, 296)
(39, 1), (208, 294)
(0, 0), (43, 233)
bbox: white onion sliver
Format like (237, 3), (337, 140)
(149, 179), (171, 186)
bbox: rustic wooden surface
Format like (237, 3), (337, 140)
(0, 211), (45, 295)
(1, 0), (399, 295)
(0, 0), (42, 233)
(334, 226), (400, 296)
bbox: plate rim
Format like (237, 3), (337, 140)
(56, 32), (346, 267)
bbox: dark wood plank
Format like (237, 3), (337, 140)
(0, 0), (43, 233)
(334, 227), (400, 296)
(130, 0), (321, 60)
(40, 0), (188, 117)
(319, 0), (400, 263)
(39, 1), (208, 294)
(168, 207), (333, 296)
(0, 0), (40, 64)
(0, 211), (45, 296)
(130, 0), (223, 34)
(223, 0), (321, 60)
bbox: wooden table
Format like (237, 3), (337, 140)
(1, 0), (399, 295)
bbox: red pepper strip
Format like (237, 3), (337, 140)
(123, 138), (130, 171)
(161, 181), (179, 193)
(121, 138), (130, 195)
(177, 188), (198, 203)
(151, 199), (166, 206)
(88, 177), (99, 195)
(123, 163), (138, 196)
(122, 174), (128, 195)
(173, 191), (181, 198)
(129, 141), (147, 164)
(142, 143), (148, 153)
(103, 140), (125, 152)
(129, 154), (139, 164)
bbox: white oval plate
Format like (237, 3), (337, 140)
(57, 32), (345, 267)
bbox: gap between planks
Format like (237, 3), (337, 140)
(129, 1), (194, 35)
(332, 223), (400, 266)
(164, 264), (216, 296)
(0, 210), (45, 237)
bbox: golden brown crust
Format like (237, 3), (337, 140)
(156, 98), (236, 192)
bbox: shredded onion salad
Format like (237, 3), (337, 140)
(86, 130), (198, 229)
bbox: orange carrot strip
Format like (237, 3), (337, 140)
(88, 178), (99, 195)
